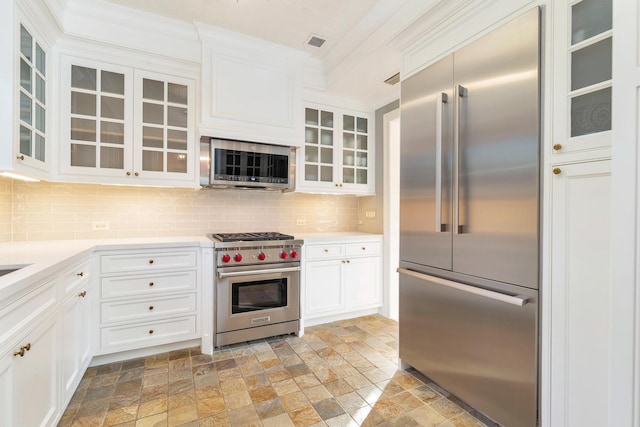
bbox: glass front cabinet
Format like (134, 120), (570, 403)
(14, 22), (49, 173)
(59, 56), (196, 186)
(299, 105), (374, 194)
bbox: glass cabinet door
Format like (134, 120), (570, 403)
(139, 78), (189, 174)
(18, 24), (46, 163)
(342, 114), (369, 185)
(67, 62), (128, 171)
(304, 107), (335, 184)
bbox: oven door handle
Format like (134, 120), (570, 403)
(217, 266), (301, 279)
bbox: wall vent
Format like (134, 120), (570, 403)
(384, 72), (400, 85)
(306, 34), (326, 48)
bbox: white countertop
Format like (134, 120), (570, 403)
(0, 236), (213, 306)
(297, 232), (382, 243)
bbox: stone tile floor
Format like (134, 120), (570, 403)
(58, 314), (490, 427)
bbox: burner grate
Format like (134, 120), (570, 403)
(211, 232), (295, 242)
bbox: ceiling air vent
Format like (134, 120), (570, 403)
(384, 72), (400, 85)
(306, 34), (327, 48)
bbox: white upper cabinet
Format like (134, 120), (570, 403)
(552, 0), (612, 160)
(58, 56), (197, 187)
(298, 104), (374, 195)
(0, 1), (55, 180)
(197, 24), (308, 147)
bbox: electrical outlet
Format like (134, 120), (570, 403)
(296, 219), (306, 227)
(365, 210), (376, 219)
(92, 221), (110, 231)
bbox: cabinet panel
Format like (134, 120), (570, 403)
(305, 244), (345, 260)
(101, 293), (196, 323)
(101, 250), (197, 273)
(345, 257), (381, 309)
(61, 285), (90, 399)
(101, 270), (196, 298)
(0, 280), (56, 345)
(101, 316), (196, 349)
(0, 352), (13, 427)
(304, 260), (343, 315)
(550, 160), (611, 427)
(12, 315), (58, 427)
(345, 242), (381, 256)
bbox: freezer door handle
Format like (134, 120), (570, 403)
(455, 85), (468, 235)
(397, 268), (529, 306)
(435, 92), (448, 233)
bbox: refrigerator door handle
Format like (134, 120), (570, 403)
(397, 268), (529, 306)
(455, 85), (468, 234)
(435, 92), (448, 233)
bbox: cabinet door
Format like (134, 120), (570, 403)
(304, 259), (343, 316)
(340, 113), (372, 191)
(550, 160), (611, 427)
(133, 70), (195, 181)
(16, 23), (48, 171)
(13, 315), (59, 427)
(61, 285), (90, 400)
(344, 256), (381, 309)
(303, 107), (337, 188)
(59, 56), (134, 177)
(0, 352), (13, 427)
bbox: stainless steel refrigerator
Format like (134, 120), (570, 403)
(399, 8), (540, 427)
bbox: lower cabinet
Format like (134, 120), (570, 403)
(60, 258), (93, 403)
(96, 248), (200, 354)
(549, 160), (612, 426)
(303, 235), (382, 322)
(0, 313), (59, 427)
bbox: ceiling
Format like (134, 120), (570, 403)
(97, 0), (438, 108)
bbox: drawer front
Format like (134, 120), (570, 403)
(306, 244), (345, 260)
(346, 242), (381, 256)
(101, 316), (197, 349)
(0, 281), (56, 345)
(101, 250), (197, 274)
(101, 271), (197, 298)
(60, 259), (93, 297)
(101, 293), (197, 324)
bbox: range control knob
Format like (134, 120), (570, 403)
(290, 250), (298, 259)
(221, 254), (231, 263)
(280, 251), (289, 259)
(257, 252), (266, 261)
(234, 253), (243, 262)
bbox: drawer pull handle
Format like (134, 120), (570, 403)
(77, 272), (84, 277)
(149, 329), (154, 334)
(324, 249), (329, 253)
(148, 260), (154, 264)
(78, 291), (87, 298)
(149, 282), (154, 287)
(149, 306), (154, 311)
(13, 343), (31, 357)
(17, 155), (25, 161)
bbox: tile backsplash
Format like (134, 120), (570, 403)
(2, 177), (359, 241)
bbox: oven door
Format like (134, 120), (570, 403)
(216, 263), (300, 334)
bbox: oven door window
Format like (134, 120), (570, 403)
(231, 278), (288, 313)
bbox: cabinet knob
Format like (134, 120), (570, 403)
(148, 259), (154, 264)
(77, 272), (84, 277)
(78, 291), (87, 298)
(342, 260), (346, 264)
(553, 143), (562, 151)
(149, 306), (154, 311)
(134, 172), (139, 177)
(324, 249), (329, 253)
(149, 282), (154, 287)
(13, 343), (31, 357)
(553, 167), (562, 175)
(16, 155), (25, 161)
(126, 171), (131, 176)
(149, 329), (154, 334)
(361, 247), (366, 251)
(346, 260), (350, 263)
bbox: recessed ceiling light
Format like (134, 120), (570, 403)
(306, 34), (327, 48)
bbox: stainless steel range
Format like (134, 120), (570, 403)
(209, 232), (303, 347)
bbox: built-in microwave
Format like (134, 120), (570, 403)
(200, 138), (296, 191)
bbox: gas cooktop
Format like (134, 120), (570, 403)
(210, 232), (295, 242)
